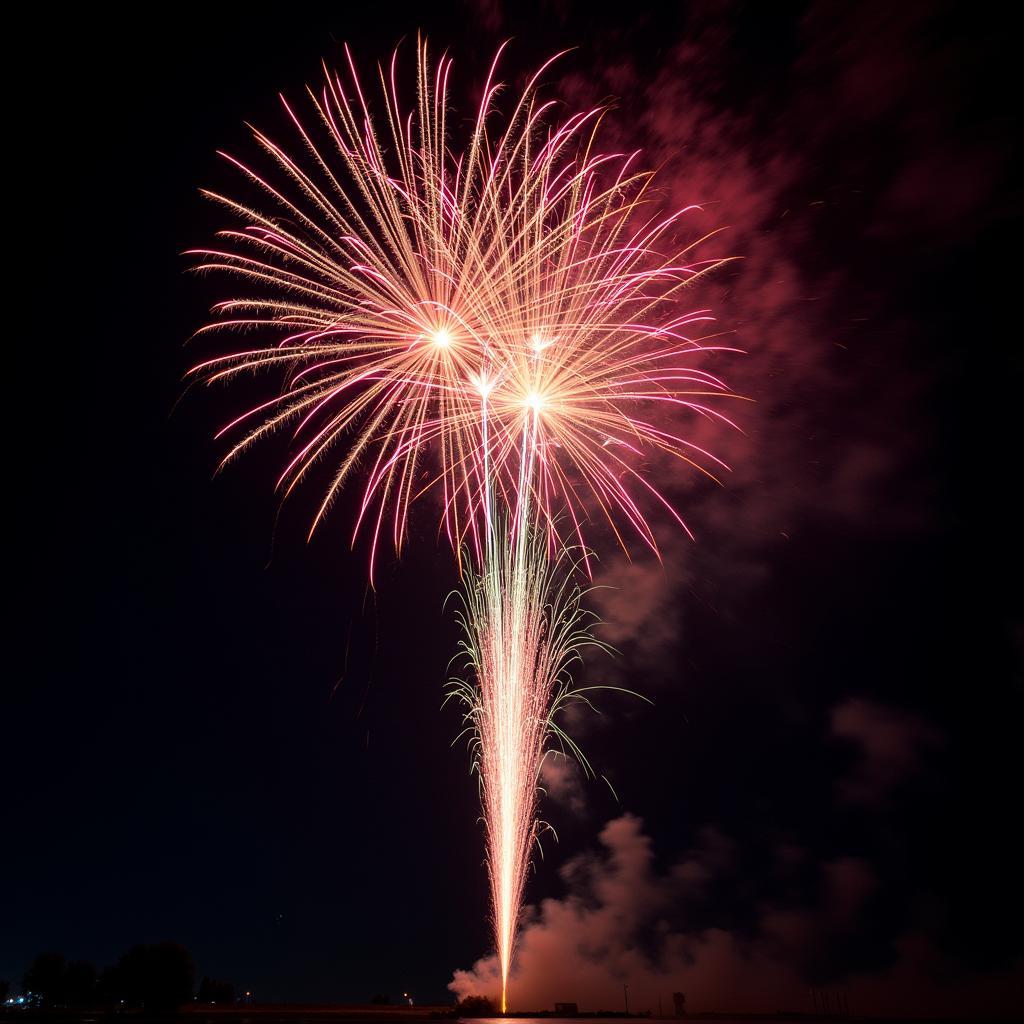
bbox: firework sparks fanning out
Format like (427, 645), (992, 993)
(448, 525), (605, 1012)
(192, 39), (736, 1012)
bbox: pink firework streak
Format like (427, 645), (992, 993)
(190, 39), (740, 1012)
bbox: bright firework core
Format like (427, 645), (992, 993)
(192, 39), (735, 1013)
(524, 391), (547, 414)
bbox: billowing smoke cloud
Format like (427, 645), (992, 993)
(551, 0), (1010, 659)
(539, 753), (587, 817)
(831, 697), (944, 803)
(584, 537), (688, 691)
(450, 813), (1023, 1017)
(451, 3), (1022, 1015)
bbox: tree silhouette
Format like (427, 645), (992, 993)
(64, 961), (97, 1007)
(96, 963), (127, 1007)
(114, 942), (194, 1010)
(455, 995), (497, 1016)
(23, 952), (66, 1006)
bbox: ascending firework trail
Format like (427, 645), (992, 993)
(190, 39), (738, 1012)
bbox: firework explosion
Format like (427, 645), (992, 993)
(191, 39), (736, 1011)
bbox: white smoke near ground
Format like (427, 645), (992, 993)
(451, 814), (813, 1014)
(450, 813), (1023, 1018)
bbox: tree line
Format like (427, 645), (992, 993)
(2, 945), (236, 1011)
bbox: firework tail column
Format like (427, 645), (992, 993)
(478, 407), (545, 1014)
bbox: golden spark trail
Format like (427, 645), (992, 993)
(448, 515), (603, 1013)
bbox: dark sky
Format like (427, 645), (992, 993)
(5, 1), (1022, 1017)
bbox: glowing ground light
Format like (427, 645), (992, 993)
(191, 39), (737, 1013)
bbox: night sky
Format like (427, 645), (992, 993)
(5, 1), (1022, 1017)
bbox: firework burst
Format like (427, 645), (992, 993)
(191, 38), (737, 1012)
